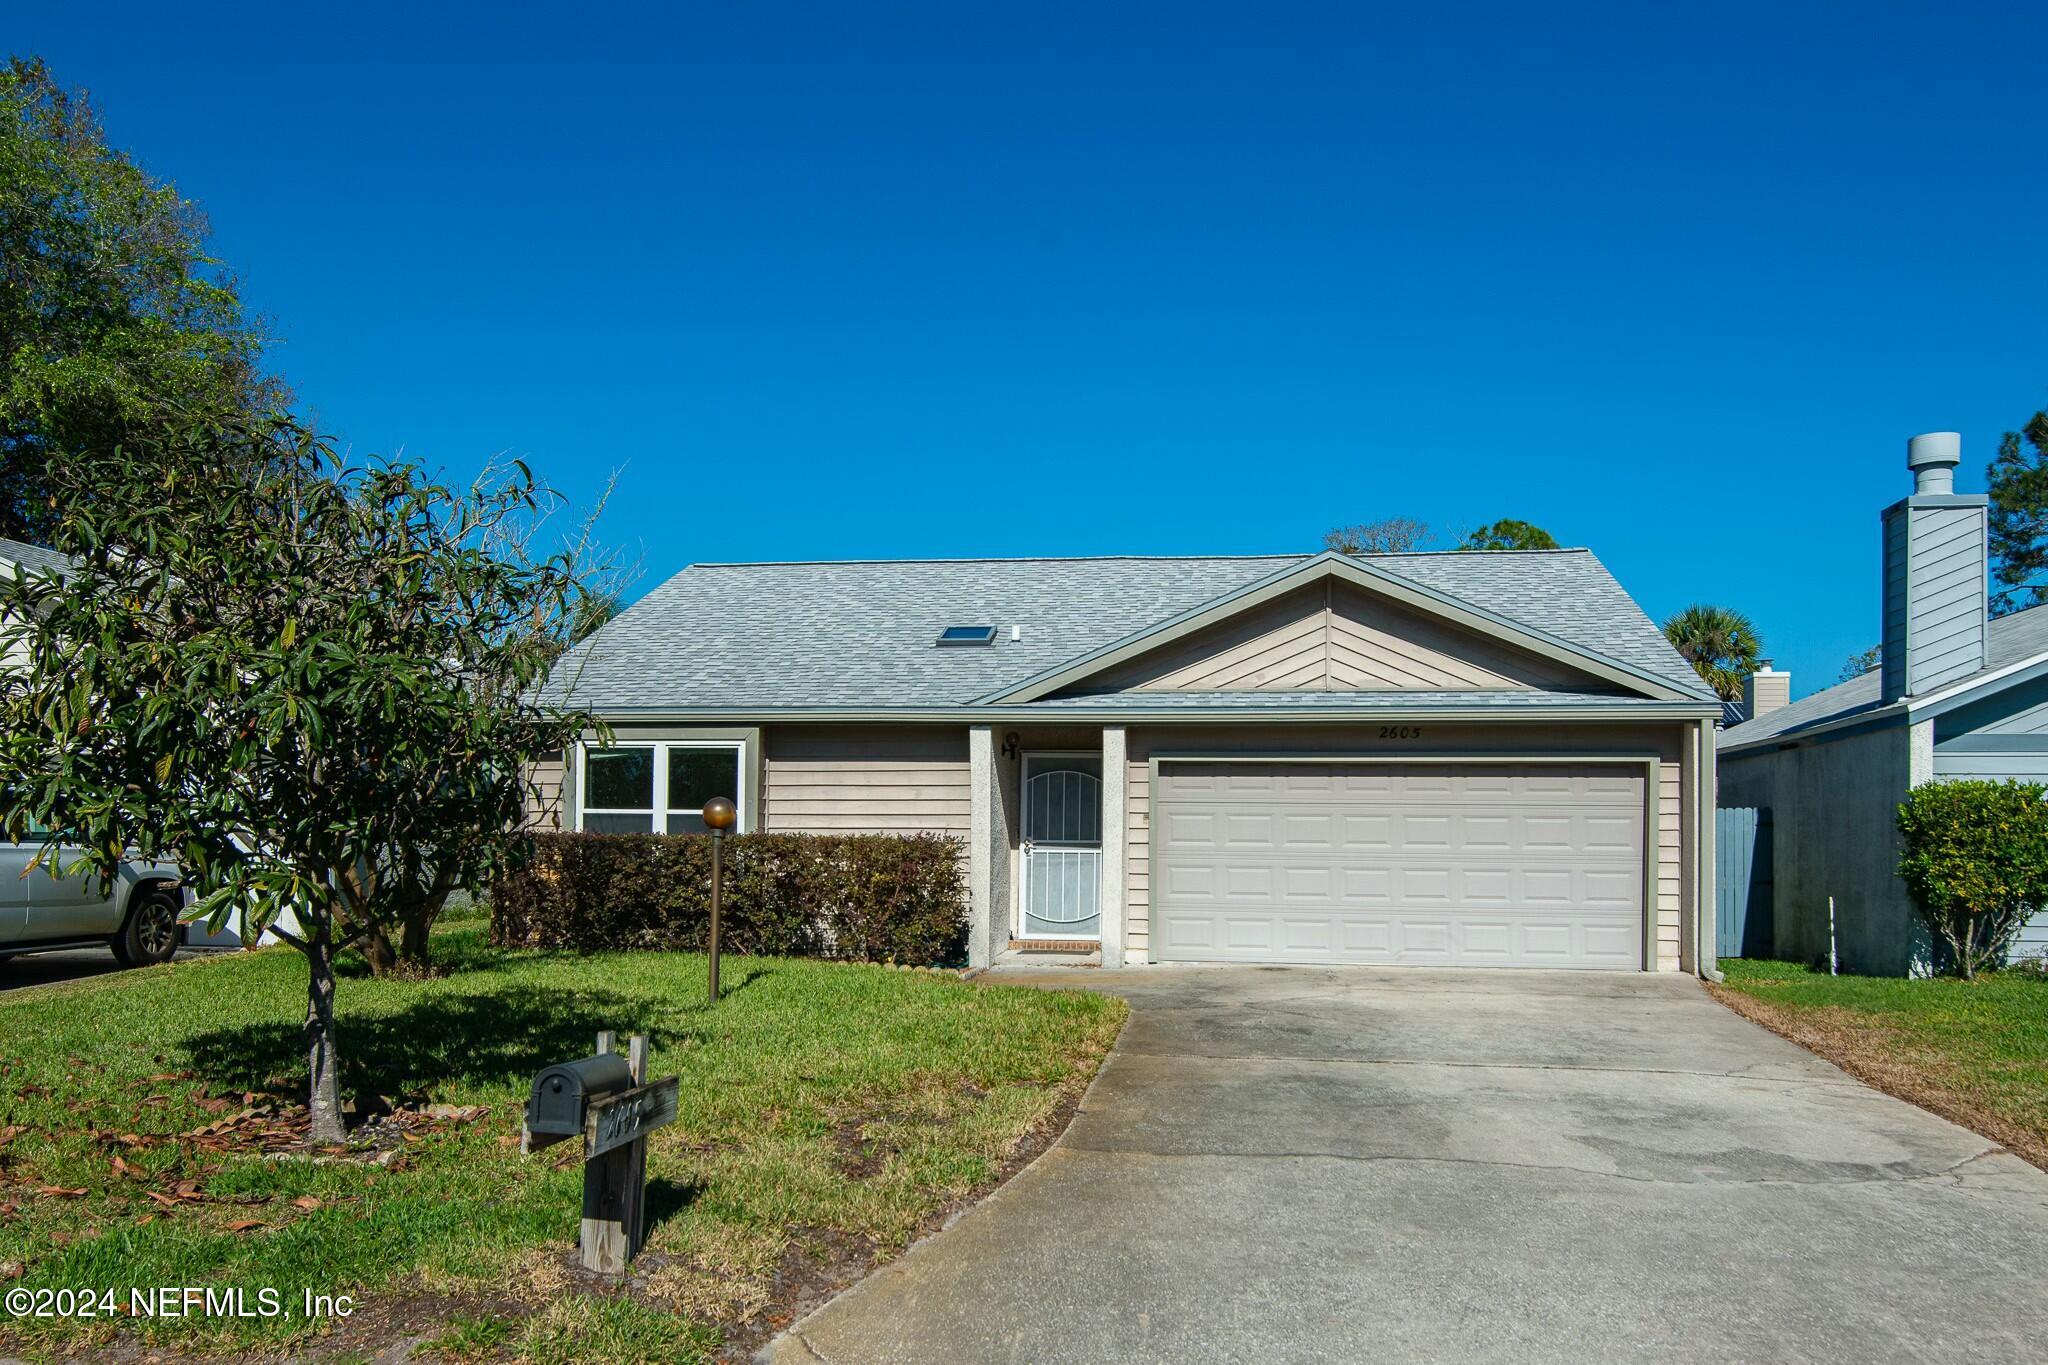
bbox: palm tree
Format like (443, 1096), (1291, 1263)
(1661, 604), (1762, 701)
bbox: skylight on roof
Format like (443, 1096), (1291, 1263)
(936, 625), (998, 647)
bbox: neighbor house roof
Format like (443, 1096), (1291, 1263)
(1719, 601), (2048, 753)
(545, 549), (1717, 716)
(0, 538), (72, 578)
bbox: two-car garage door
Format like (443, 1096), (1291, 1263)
(1153, 761), (1646, 969)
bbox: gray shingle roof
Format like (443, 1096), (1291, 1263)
(0, 538), (72, 578)
(544, 549), (1716, 713)
(1027, 689), (1679, 713)
(1719, 601), (2048, 750)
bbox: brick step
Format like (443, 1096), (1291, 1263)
(1007, 938), (1099, 954)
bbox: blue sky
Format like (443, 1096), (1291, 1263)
(16, 2), (2047, 695)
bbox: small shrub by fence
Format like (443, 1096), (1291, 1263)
(490, 831), (968, 966)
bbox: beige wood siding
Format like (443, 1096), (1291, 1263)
(1657, 760), (1681, 971)
(524, 751), (566, 831)
(1124, 722), (1690, 971)
(1126, 756), (1150, 956)
(762, 726), (971, 834)
(1080, 582), (1598, 694)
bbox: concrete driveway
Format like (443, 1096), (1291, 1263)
(773, 966), (2048, 1364)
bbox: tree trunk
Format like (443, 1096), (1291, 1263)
(360, 898), (442, 977)
(362, 927), (398, 976)
(306, 935), (346, 1144)
(400, 911), (432, 964)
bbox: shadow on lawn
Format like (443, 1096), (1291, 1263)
(646, 1176), (705, 1235)
(177, 985), (678, 1100)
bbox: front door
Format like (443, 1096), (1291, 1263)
(1021, 754), (1102, 940)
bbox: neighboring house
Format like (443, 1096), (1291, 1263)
(0, 536), (257, 953)
(540, 547), (1723, 974)
(0, 537), (72, 580)
(0, 537), (69, 673)
(1719, 432), (2048, 975)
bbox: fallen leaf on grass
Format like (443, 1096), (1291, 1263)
(135, 1214), (156, 1227)
(0, 1124), (22, 1149)
(35, 1185), (86, 1198)
(226, 1219), (265, 1233)
(291, 1196), (321, 1211)
(423, 1103), (490, 1124)
(146, 1072), (192, 1083)
(0, 1258), (21, 1280)
(194, 1096), (236, 1115)
(110, 1154), (136, 1179)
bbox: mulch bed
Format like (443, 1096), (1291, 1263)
(1705, 983), (2048, 1172)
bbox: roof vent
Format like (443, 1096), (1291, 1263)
(936, 625), (998, 647)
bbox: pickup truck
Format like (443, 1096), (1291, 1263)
(0, 839), (187, 968)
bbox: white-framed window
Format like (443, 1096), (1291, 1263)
(577, 741), (748, 834)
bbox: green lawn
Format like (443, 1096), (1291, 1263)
(0, 931), (1126, 1361)
(1712, 959), (2048, 1169)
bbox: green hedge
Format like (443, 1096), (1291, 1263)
(1897, 778), (2048, 978)
(490, 831), (968, 966)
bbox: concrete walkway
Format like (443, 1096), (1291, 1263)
(769, 966), (2048, 1364)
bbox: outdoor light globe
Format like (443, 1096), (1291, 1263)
(701, 796), (737, 832)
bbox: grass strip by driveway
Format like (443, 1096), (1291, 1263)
(0, 929), (1126, 1361)
(1709, 958), (2048, 1170)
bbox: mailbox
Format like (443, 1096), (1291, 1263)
(525, 1052), (636, 1137)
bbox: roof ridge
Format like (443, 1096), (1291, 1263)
(686, 553), (1312, 568)
(683, 548), (1598, 569)
(1362, 547), (1593, 559)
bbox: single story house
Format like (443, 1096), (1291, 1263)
(1719, 432), (2048, 975)
(540, 546), (1724, 975)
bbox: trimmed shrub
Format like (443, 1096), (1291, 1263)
(1896, 779), (2048, 978)
(490, 831), (968, 966)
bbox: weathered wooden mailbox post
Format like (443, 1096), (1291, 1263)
(522, 1031), (679, 1274)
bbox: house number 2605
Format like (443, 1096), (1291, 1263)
(1379, 726), (1423, 740)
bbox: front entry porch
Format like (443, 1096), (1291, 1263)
(968, 725), (1128, 970)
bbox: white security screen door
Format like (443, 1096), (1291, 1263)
(1022, 754), (1103, 940)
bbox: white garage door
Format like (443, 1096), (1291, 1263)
(1154, 761), (1645, 969)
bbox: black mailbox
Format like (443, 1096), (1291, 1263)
(525, 1052), (636, 1137)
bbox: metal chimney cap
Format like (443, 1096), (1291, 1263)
(1907, 432), (1961, 494)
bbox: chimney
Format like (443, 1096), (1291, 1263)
(1880, 431), (1987, 703)
(1742, 662), (1790, 719)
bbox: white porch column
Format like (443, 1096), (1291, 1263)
(1100, 726), (1128, 969)
(968, 726), (1010, 968)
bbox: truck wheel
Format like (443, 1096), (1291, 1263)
(114, 887), (182, 967)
